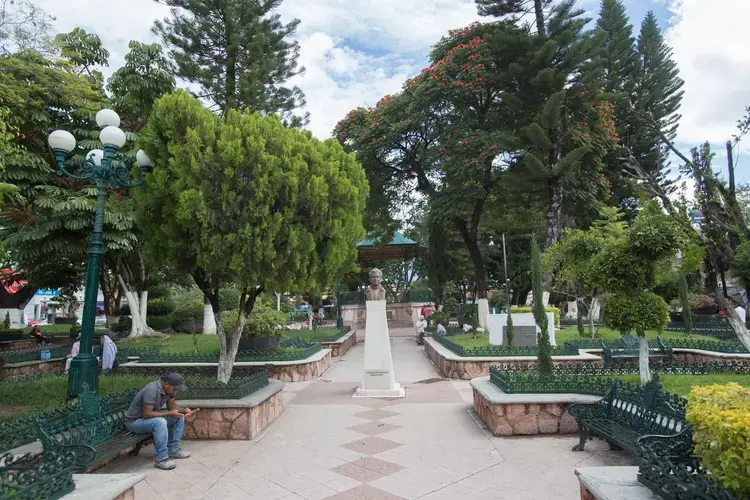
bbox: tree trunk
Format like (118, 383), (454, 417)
(139, 290), (148, 324)
(543, 181), (564, 252)
(454, 219), (489, 328)
(203, 295), (216, 334)
(118, 275), (155, 338)
(534, 0), (546, 38)
(216, 287), (262, 383)
(727, 141), (735, 196)
(715, 292), (750, 351)
(638, 334), (651, 384)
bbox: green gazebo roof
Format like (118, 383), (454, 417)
(356, 231), (426, 262)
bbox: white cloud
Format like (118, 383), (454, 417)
(31, 0), (480, 140)
(665, 0), (750, 148)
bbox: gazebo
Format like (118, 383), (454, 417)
(341, 232), (430, 329)
(356, 231), (426, 263)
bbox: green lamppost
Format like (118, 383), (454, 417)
(48, 109), (154, 397)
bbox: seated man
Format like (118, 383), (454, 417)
(124, 373), (193, 470)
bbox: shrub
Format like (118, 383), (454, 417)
(686, 383), (750, 495)
(458, 303), (477, 318)
(3, 312), (9, 329)
(602, 292), (669, 335)
(219, 287), (241, 312)
(111, 317), (132, 334)
(691, 294), (718, 313)
(147, 315), (174, 332)
(172, 299), (204, 322)
(510, 306), (561, 327)
(430, 311), (450, 328)
(147, 297), (175, 317)
(0, 327), (26, 336)
(243, 305), (286, 337)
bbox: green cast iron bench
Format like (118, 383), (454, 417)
(601, 333), (673, 366)
(35, 388), (152, 471)
(568, 376), (690, 454)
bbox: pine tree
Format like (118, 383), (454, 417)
(596, 0), (635, 94)
(532, 235), (553, 375)
(153, 0), (308, 125)
(625, 11), (684, 198)
(677, 271), (692, 335)
(474, 0), (551, 36)
(595, 0), (636, 202)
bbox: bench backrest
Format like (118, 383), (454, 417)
(36, 389), (138, 449)
(620, 333), (637, 347)
(605, 378), (687, 436)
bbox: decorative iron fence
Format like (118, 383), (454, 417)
(136, 341), (321, 363)
(163, 369), (269, 400)
(286, 326), (351, 343)
(0, 451), (76, 500)
(432, 333), (579, 357)
(0, 345), (71, 364)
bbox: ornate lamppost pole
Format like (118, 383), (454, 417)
(48, 109), (154, 397)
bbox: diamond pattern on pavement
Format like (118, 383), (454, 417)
(346, 422), (401, 436)
(341, 436), (402, 455)
(353, 409), (399, 421)
(349, 457), (405, 476)
(330, 462), (385, 483)
(323, 483), (407, 500)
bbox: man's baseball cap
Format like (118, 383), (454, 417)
(164, 372), (187, 391)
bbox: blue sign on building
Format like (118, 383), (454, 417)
(35, 289), (60, 297)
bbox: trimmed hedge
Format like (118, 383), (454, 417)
(0, 328), (26, 338)
(686, 383), (750, 495)
(510, 306), (561, 327)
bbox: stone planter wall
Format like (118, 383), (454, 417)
(321, 330), (356, 357)
(471, 378), (601, 437)
(120, 349), (332, 382)
(0, 339), (37, 351)
(671, 351), (750, 364)
(181, 380), (284, 440)
(0, 358), (65, 381)
(424, 338), (602, 380)
(268, 350), (332, 381)
(473, 388), (579, 436)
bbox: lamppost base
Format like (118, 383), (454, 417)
(67, 354), (99, 397)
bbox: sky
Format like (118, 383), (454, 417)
(31, 0), (750, 184)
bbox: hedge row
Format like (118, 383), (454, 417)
(686, 383), (750, 495)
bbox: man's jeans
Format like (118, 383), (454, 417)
(129, 417), (184, 462)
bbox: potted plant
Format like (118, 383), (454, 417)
(238, 305), (286, 350)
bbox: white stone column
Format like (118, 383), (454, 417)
(353, 300), (405, 398)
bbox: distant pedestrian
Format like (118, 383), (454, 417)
(29, 325), (48, 345)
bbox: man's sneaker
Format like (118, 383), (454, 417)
(154, 459), (176, 470)
(169, 450), (191, 459)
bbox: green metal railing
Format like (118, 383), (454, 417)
(432, 332), (579, 357)
(287, 326), (351, 343)
(178, 369), (269, 399)
(488, 363), (750, 397)
(136, 340), (322, 363)
(0, 346), (71, 364)
(0, 451), (76, 500)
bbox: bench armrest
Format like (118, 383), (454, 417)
(635, 425), (692, 460)
(568, 399), (606, 419)
(51, 443), (96, 472)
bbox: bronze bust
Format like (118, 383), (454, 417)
(366, 268), (386, 301)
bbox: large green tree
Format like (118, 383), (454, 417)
(153, 0), (307, 125)
(137, 90), (368, 381)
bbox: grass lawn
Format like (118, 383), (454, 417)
(0, 374), (154, 421)
(447, 327), (730, 349)
(118, 334), (220, 354)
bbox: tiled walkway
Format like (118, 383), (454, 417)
(101, 331), (634, 499)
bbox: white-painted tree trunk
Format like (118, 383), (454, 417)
(216, 311), (245, 383)
(202, 296), (216, 334)
(638, 335), (651, 384)
(717, 295), (750, 351)
(308, 309), (313, 330)
(139, 290), (148, 323)
(477, 298), (490, 329)
(276, 293), (281, 311)
(118, 275), (155, 338)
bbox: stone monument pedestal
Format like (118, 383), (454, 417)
(353, 300), (405, 398)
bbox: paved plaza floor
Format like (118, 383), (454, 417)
(100, 331), (634, 499)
